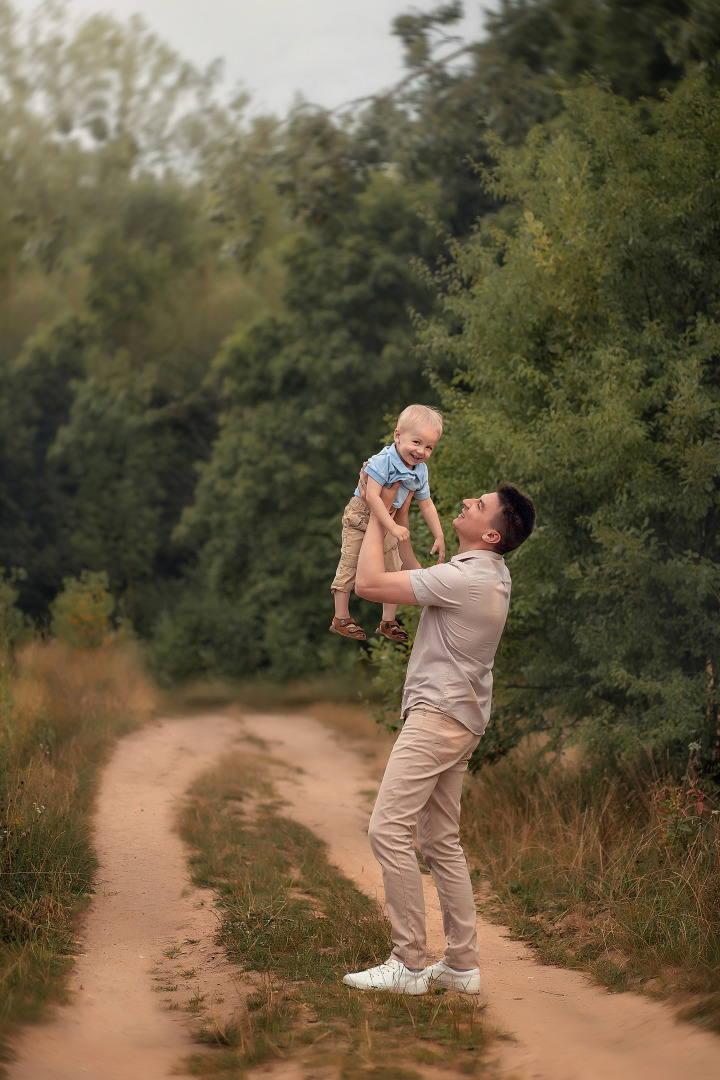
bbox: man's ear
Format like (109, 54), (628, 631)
(482, 529), (501, 547)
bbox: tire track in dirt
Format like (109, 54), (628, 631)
(242, 712), (720, 1080)
(6, 714), (246, 1080)
(6, 710), (720, 1080)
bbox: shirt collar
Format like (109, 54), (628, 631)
(388, 443), (417, 470)
(452, 549), (505, 564)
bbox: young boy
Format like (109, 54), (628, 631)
(330, 404), (445, 643)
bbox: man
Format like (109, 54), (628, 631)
(343, 483), (536, 995)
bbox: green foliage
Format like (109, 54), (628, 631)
(0, 319), (82, 617)
(0, 570), (31, 654)
(393, 2), (465, 69)
(179, 174), (447, 678)
(50, 570), (115, 649)
(0, 2), (278, 634)
(150, 591), (263, 684)
(422, 73), (720, 772)
(2, 0), (719, 779)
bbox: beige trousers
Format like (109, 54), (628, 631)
(368, 705), (481, 972)
(330, 496), (401, 594)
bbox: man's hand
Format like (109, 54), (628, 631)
(358, 463), (400, 509)
(357, 462), (370, 501)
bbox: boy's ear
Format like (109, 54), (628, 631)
(393, 428), (401, 442)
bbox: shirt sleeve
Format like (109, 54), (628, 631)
(409, 561), (469, 610)
(364, 449), (391, 488)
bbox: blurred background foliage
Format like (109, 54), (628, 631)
(1, 0), (718, 777)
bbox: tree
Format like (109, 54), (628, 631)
(418, 73), (720, 773)
(177, 173), (447, 677)
(46, 180), (228, 632)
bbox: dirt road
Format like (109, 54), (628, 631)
(7, 711), (720, 1080)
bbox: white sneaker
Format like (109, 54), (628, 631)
(423, 960), (482, 994)
(343, 957), (429, 994)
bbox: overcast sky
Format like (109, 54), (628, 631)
(14, 0), (492, 117)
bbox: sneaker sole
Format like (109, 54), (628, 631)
(342, 976), (428, 994)
(429, 977), (481, 994)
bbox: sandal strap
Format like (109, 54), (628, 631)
(333, 617), (365, 636)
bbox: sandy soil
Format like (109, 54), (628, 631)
(7, 710), (720, 1080)
(6, 714), (247, 1080)
(243, 713), (720, 1080)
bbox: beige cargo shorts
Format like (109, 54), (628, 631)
(331, 496), (401, 593)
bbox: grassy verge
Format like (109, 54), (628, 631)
(461, 740), (720, 1031)
(161, 672), (382, 718)
(0, 641), (157, 1056)
(177, 749), (494, 1079)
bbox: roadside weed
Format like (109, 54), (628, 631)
(461, 741), (720, 1030)
(0, 642), (157, 1052)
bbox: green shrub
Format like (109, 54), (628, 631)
(49, 571), (115, 650)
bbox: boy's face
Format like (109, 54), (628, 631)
(393, 425), (441, 469)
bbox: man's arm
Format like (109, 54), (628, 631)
(356, 513), (419, 605)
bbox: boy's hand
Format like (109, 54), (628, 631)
(430, 536), (446, 563)
(391, 524), (410, 543)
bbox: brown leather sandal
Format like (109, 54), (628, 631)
(375, 620), (409, 644)
(329, 616), (367, 641)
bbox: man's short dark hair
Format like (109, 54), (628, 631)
(493, 483), (536, 555)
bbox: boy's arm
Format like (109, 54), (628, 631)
(357, 463), (398, 510)
(416, 497), (445, 562)
(365, 477), (410, 542)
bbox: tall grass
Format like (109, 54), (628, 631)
(179, 751), (491, 1078)
(461, 740), (720, 1028)
(0, 641), (157, 1049)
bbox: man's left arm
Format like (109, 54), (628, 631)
(355, 513), (419, 605)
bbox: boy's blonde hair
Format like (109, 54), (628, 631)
(396, 403), (443, 434)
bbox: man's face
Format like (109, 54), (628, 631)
(453, 492), (502, 546)
(393, 425), (440, 468)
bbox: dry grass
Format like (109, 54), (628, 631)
(178, 749), (494, 1078)
(234, 696), (720, 1033)
(160, 674), (381, 717)
(0, 641), (158, 1050)
(460, 739), (720, 1030)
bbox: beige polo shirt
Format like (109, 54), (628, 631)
(402, 549), (512, 735)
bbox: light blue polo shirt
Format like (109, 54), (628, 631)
(355, 443), (431, 508)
